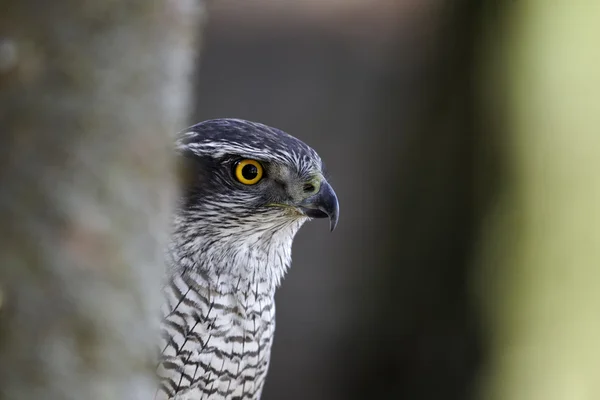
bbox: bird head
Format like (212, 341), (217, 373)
(168, 119), (339, 291)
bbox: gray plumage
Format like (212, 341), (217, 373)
(156, 119), (339, 400)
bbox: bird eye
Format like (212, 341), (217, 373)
(234, 159), (263, 185)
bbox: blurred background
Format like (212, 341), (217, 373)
(194, 1), (481, 399)
(2, 0), (599, 399)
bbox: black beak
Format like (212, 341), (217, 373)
(299, 180), (339, 231)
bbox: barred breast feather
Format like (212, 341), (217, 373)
(156, 269), (276, 400)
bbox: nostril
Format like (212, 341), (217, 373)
(303, 183), (316, 193)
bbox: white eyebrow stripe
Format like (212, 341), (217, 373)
(179, 140), (322, 177)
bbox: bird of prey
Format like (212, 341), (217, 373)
(156, 119), (339, 400)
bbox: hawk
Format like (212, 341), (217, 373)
(156, 119), (339, 400)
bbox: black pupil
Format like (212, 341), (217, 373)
(241, 164), (258, 180)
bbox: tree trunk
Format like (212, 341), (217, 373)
(476, 1), (600, 399)
(0, 2), (204, 399)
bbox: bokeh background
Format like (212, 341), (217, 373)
(193, 1), (481, 399)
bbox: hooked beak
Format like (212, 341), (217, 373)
(298, 180), (339, 231)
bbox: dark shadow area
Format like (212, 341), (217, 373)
(192, 1), (488, 398)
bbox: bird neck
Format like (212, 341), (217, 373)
(167, 214), (306, 295)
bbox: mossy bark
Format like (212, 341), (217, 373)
(0, 2), (204, 399)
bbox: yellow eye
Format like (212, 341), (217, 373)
(234, 159), (264, 185)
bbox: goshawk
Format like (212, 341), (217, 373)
(156, 119), (339, 400)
